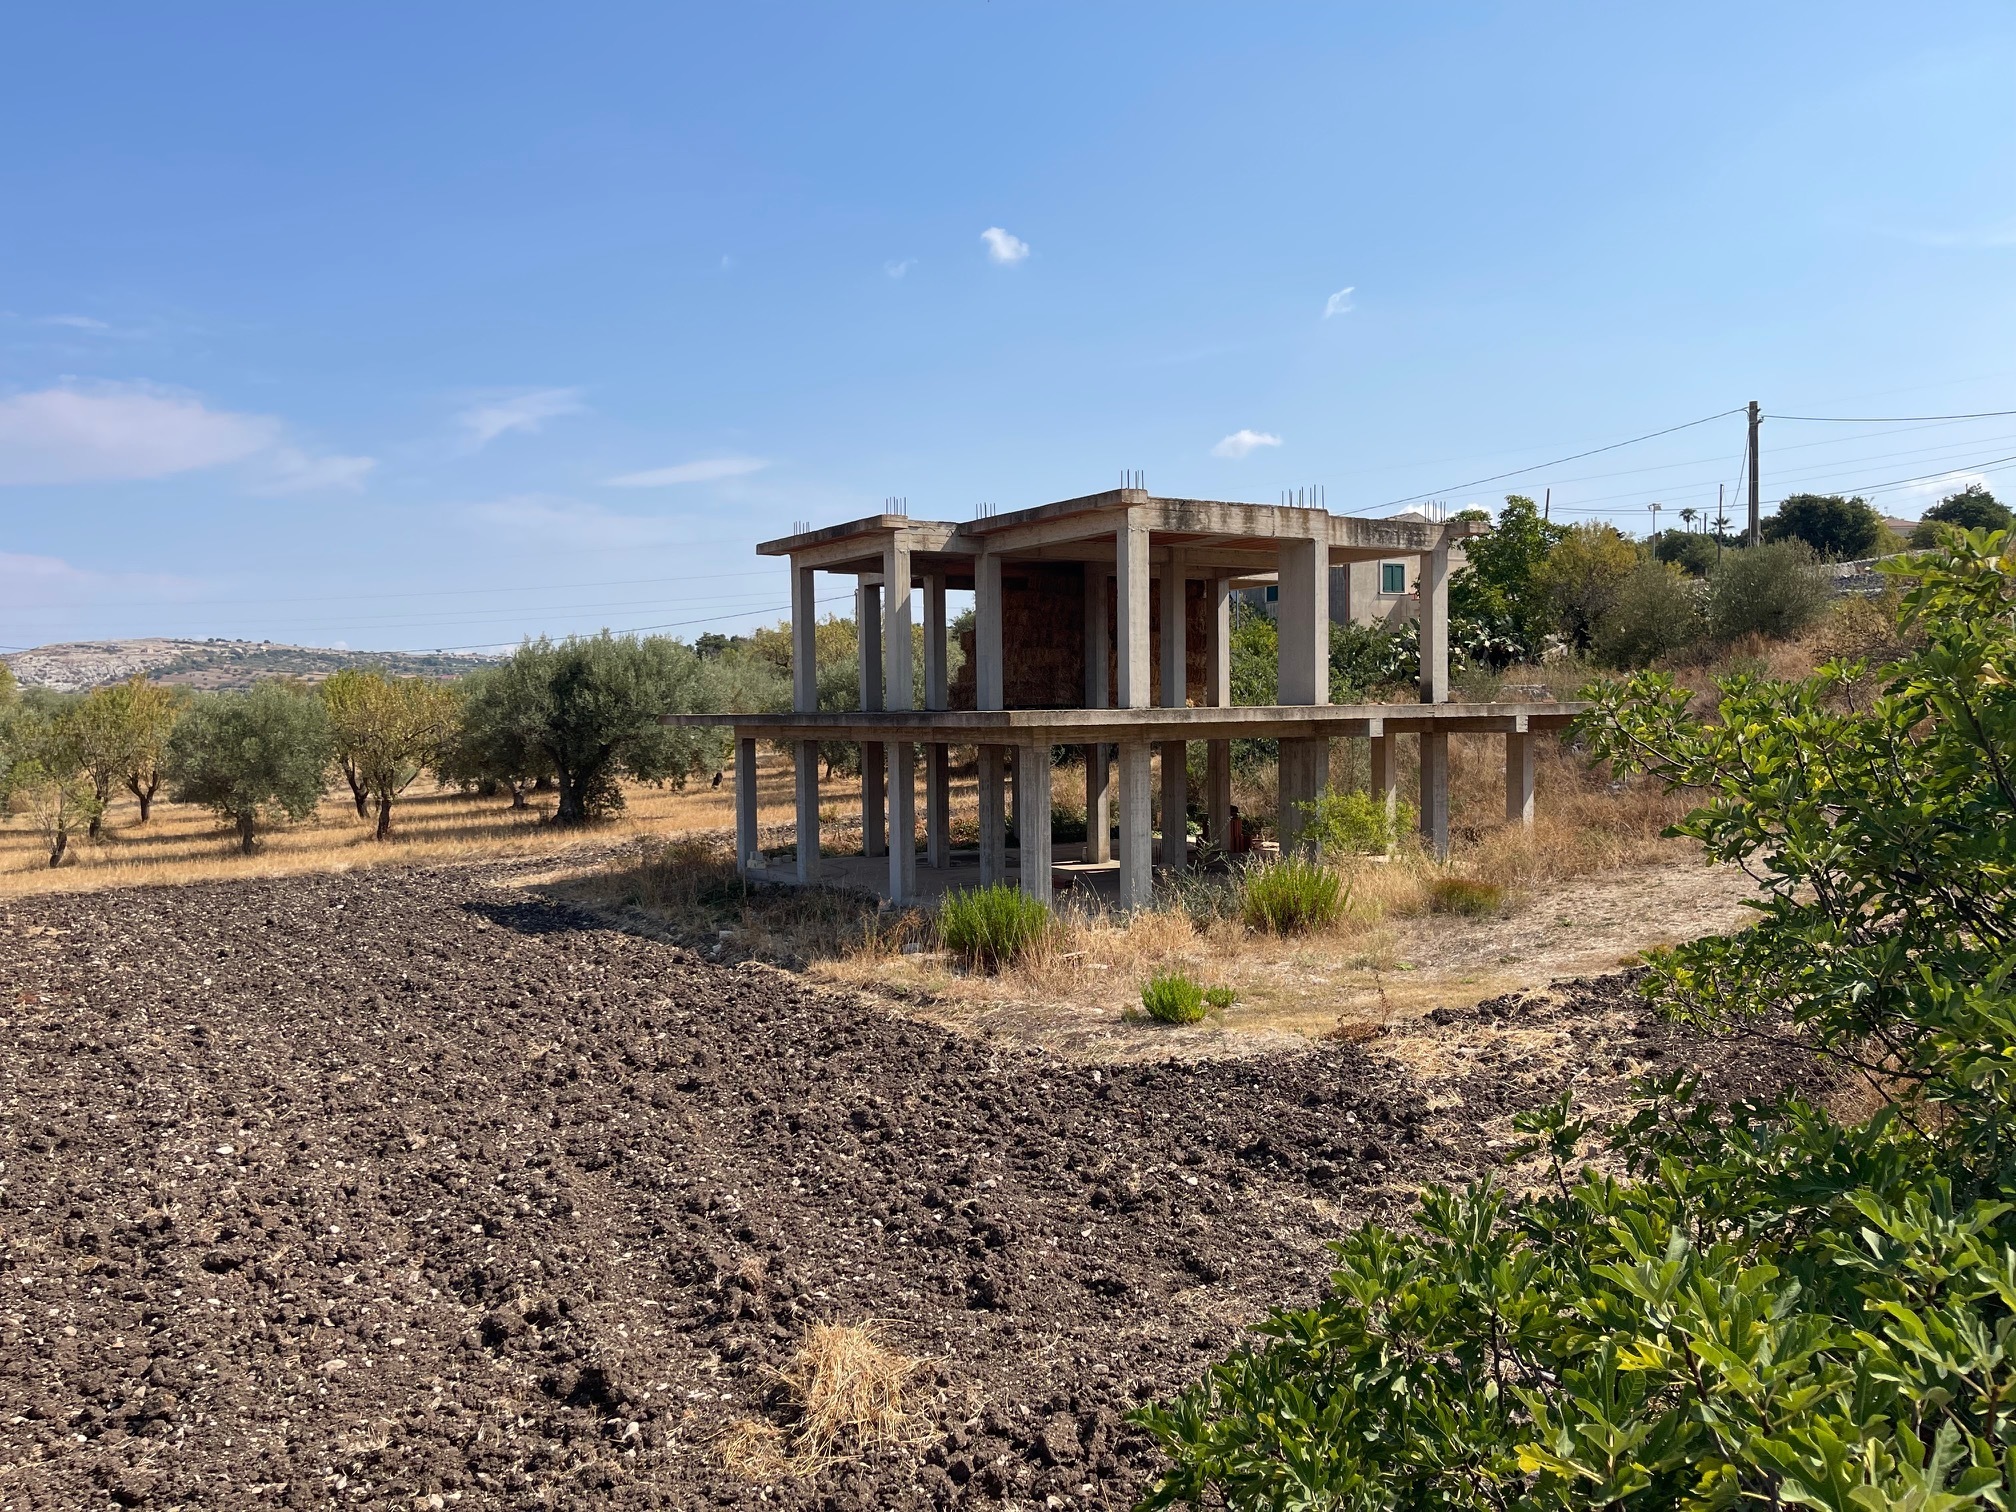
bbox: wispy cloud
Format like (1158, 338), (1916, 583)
(1899, 470), (1997, 512)
(981, 227), (1030, 264)
(0, 383), (276, 484)
(0, 382), (375, 494)
(0, 550), (197, 615)
(40, 314), (111, 331)
(455, 387), (586, 450)
(463, 495), (688, 547)
(253, 447), (377, 495)
(1212, 429), (1283, 460)
(884, 258), (917, 279)
(604, 456), (769, 487)
(1322, 286), (1356, 318)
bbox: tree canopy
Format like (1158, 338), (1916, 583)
(1912, 483), (2011, 546)
(165, 682), (332, 852)
(1139, 528), (2016, 1510)
(487, 634), (724, 824)
(1762, 492), (1883, 560)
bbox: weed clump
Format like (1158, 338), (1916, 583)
(1297, 788), (1410, 856)
(1140, 968), (1207, 1024)
(1204, 983), (1237, 1010)
(1239, 856), (1344, 935)
(938, 882), (1051, 971)
(1426, 876), (1505, 916)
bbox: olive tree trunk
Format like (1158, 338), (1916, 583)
(236, 811), (258, 854)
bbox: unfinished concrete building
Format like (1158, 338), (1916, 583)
(666, 487), (1580, 908)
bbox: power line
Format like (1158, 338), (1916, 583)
(1358, 406), (1746, 513)
(415, 592), (857, 653)
(1770, 406), (2016, 423)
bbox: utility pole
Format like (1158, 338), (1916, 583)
(1648, 501), (1662, 543)
(1746, 400), (1761, 546)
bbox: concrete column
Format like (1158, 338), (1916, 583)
(1159, 743), (1188, 868)
(883, 538), (913, 711)
(734, 736), (759, 876)
(1369, 727), (1399, 843)
(1116, 741), (1153, 909)
(887, 741), (916, 903)
(1159, 562), (1186, 709)
(791, 562), (818, 713)
(1205, 574), (1232, 854)
(923, 572), (948, 710)
(1420, 731), (1451, 859)
(1016, 743), (1052, 904)
(1418, 543), (1450, 705)
(1085, 745), (1112, 863)
(1278, 738), (1329, 856)
(794, 739), (822, 884)
(926, 744), (950, 869)
(1116, 510), (1150, 709)
(975, 550), (1004, 710)
(978, 744), (1007, 885)
(1506, 728), (1536, 828)
(858, 580), (885, 857)
(1007, 746), (1020, 844)
(1084, 565), (1114, 864)
(1277, 536), (1330, 705)
(861, 744), (885, 857)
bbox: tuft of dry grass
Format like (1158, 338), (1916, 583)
(780, 1322), (926, 1469)
(714, 1417), (790, 1482)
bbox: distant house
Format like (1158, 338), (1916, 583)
(1235, 508), (1469, 629)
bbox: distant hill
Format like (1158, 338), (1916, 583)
(3, 638), (502, 693)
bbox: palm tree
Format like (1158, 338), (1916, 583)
(1679, 506), (1698, 534)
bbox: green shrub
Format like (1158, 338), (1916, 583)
(1296, 788), (1409, 856)
(1592, 560), (1705, 668)
(1203, 984), (1237, 1010)
(1140, 969), (1207, 1024)
(937, 883), (1050, 971)
(1239, 856), (1344, 935)
(1425, 876), (1503, 916)
(1707, 539), (1829, 641)
(1137, 532), (2016, 1510)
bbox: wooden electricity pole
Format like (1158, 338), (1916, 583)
(1746, 400), (1762, 546)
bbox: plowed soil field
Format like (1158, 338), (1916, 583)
(0, 864), (1827, 1510)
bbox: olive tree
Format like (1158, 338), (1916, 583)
(433, 667), (555, 808)
(165, 682), (332, 853)
(63, 677), (181, 833)
(0, 708), (98, 867)
(486, 634), (724, 825)
(320, 670), (457, 838)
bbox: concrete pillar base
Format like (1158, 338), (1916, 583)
(794, 739), (822, 884)
(978, 744), (1007, 886)
(887, 742), (916, 903)
(1158, 740), (1188, 869)
(861, 741), (886, 858)
(1017, 743), (1052, 903)
(1506, 730), (1536, 828)
(926, 743), (950, 869)
(1420, 731), (1451, 860)
(1277, 738), (1329, 856)
(1084, 744), (1112, 863)
(1116, 742), (1153, 909)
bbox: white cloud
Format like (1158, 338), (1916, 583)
(253, 446), (377, 495)
(1212, 429), (1283, 460)
(1898, 470), (1995, 514)
(464, 495), (688, 547)
(0, 550), (195, 613)
(885, 258), (917, 279)
(454, 387), (586, 450)
(41, 314), (111, 331)
(1323, 286), (1355, 318)
(981, 227), (1030, 264)
(604, 456), (769, 487)
(0, 383), (277, 484)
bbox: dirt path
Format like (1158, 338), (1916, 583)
(881, 857), (1761, 1060)
(0, 864), (1819, 1510)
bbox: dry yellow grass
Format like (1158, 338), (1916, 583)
(713, 1322), (925, 1482)
(0, 760), (810, 898)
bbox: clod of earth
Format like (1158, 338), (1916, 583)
(0, 860), (1827, 1508)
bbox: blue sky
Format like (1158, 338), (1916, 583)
(6, 2), (2016, 652)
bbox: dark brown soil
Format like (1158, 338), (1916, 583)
(0, 865), (1829, 1511)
